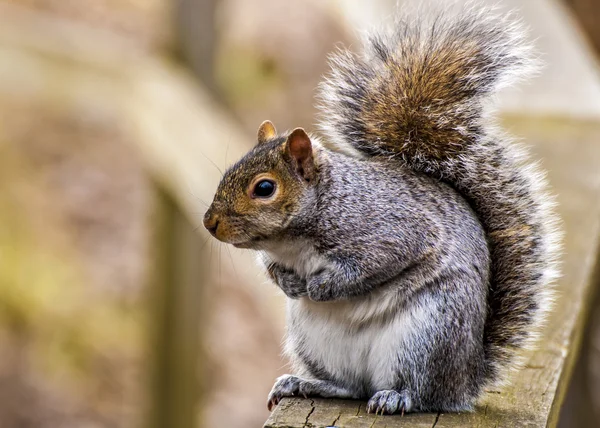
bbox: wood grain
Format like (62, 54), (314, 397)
(264, 117), (600, 427)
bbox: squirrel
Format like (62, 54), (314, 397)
(203, 4), (561, 414)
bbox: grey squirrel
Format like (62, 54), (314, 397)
(203, 4), (561, 414)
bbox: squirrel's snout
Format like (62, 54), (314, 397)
(203, 212), (220, 236)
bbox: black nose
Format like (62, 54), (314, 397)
(203, 213), (220, 236)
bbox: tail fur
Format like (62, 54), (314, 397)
(317, 4), (561, 384)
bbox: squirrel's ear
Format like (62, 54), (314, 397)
(257, 120), (277, 145)
(285, 128), (315, 182)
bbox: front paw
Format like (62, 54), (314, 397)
(307, 271), (336, 301)
(270, 265), (307, 299)
(266, 375), (305, 411)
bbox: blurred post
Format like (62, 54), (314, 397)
(146, 183), (206, 428)
(562, 0), (600, 57)
(173, 0), (220, 96)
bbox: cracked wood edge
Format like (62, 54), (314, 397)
(264, 117), (600, 427)
(264, 398), (440, 428)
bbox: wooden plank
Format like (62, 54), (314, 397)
(264, 398), (439, 428)
(264, 117), (600, 427)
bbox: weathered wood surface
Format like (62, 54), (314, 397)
(265, 117), (600, 427)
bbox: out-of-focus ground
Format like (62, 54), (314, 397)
(1, 1), (600, 428)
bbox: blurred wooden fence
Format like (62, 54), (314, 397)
(0, 1), (258, 427)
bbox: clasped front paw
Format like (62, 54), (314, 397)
(269, 265), (307, 299)
(307, 271), (336, 302)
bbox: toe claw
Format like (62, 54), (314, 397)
(266, 374), (305, 412)
(367, 389), (411, 415)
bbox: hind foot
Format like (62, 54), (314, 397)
(367, 389), (413, 415)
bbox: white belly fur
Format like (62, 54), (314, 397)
(286, 292), (436, 392)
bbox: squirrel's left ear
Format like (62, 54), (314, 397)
(285, 128), (315, 182)
(257, 120), (277, 145)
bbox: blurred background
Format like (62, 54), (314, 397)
(0, 0), (599, 427)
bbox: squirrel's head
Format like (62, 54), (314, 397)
(203, 120), (318, 249)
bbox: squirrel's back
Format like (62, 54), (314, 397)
(317, 4), (561, 385)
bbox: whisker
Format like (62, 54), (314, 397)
(185, 181), (210, 209)
(224, 244), (239, 282)
(224, 138), (230, 166)
(277, 360), (293, 372)
(218, 243), (223, 287)
(224, 135), (232, 169)
(199, 148), (224, 177)
(189, 194), (210, 209)
(209, 240), (214, 278)
(197, 234), (211, 252)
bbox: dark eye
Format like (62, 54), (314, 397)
(253, 180), (276, 198)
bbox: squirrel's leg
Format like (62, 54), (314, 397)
(266, 374), (356, 411)
(389, 272), (487, 412)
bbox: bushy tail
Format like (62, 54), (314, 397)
(317, 4), (561, 384)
